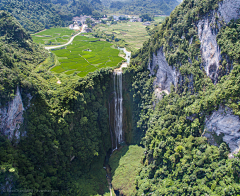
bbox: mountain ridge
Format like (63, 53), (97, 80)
(107, 0), (180, 15)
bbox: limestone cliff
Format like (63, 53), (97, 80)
(147, 0), (240, 156)
(149, 0), (240, 94)
(148, 47), (179, 99)
(197, 0), (240, 83)
(199, 0), (240, 156)
(0, 86), (24, 140)
(204, 106), (240, 157)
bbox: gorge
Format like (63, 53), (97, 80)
(0, 0), (240, 195)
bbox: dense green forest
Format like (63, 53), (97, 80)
(1, 0), (240, 195)
(0, 0), (179, 34)
(125, 0), (240, 194)
(0, 0), (96, 33)
(0, 11), (113, 195)
(0, 0), (64, 33)
(106, 0), (179, 15)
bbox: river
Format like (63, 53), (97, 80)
(118, 47), (131, 65)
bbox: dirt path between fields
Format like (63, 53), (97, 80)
(45, 24), (87, 50)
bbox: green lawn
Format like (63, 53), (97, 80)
(31, 27), (76, 46)
(51, 35), (124, 77)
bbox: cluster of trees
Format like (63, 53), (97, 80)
(0, 0), (179, 34)
(139, 14), (154, 22)
(127, 0), (240, 195)
(0, 11), (48, 105)
(0, 0), (103, 33)
(0, 0), (65, 33)
(1, 0), (240, 194)
(93, 29), (122, 44)
(0, 11), (113, 195)
(108, 0), (179, 15)
(0, 0), (180, 34)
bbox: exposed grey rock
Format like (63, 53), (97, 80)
(0, 174), (14, 195)
(149, 0), (240, 98)
(218, 0), (240, 23)
(0, 86), (24, 140)
(148, 47), (179, 98)
(204, 106), (240, 157)
(197, 0), (240, 83)
(149, 0), (240, 97)
(186, 114), (197, 121)
(26, 93), (33, 109)
(154, 89), (169, 101)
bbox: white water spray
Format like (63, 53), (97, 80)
(113, 71), (123, 150)
(110, 48), (131, 151)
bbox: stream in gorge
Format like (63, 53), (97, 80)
(118, 47), (131, 64)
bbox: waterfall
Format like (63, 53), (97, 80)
(109, 48), (130, 151)
(113, 71), (123, 150)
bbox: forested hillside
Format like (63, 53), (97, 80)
(0, 11), (48, 104)
(0, 11), (113, 195)
(0, 0), (240, 195)
(0, 0), (178, 34)
(125, 0), (240, 194)
(104, 0), (179, 15)
(0, 0), (94, 33)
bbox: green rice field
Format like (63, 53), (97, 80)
(95, 22), (150, 51)
(31, 28), (76, 46)
(51, 35), (124, 77)
(94, 16), (166, 52)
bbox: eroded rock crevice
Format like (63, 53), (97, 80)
(197, 0), (240, 83)
(148, 47), (179, 99)
(0, 86), (25, 140)
(204, 106), (240, 157)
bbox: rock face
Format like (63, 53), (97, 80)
(148, 47), (179, 99)
(148, 0), (240, 96)
(0, 173), (15, 194)
(0, 86), (24, 140)
(197, 0), (240, 83)
(204, 107), (240, 156)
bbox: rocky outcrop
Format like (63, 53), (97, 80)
(0, 86), (24, 140)
(148, 0), (240, 97)
(148, 47), (179, 99)
(203, 106), (240, 157)
(197, 0), (240, 83)
(0, 173), (15, 195)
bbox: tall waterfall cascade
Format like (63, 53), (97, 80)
(113, 70), (123, 150)
(109, 47), (131, 151)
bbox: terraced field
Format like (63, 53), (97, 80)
(32, 28), (76, 45)
(51, 35), (124, 77)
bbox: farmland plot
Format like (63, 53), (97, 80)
(51, 35), (124, 77)
(32, 28), (76, 46)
